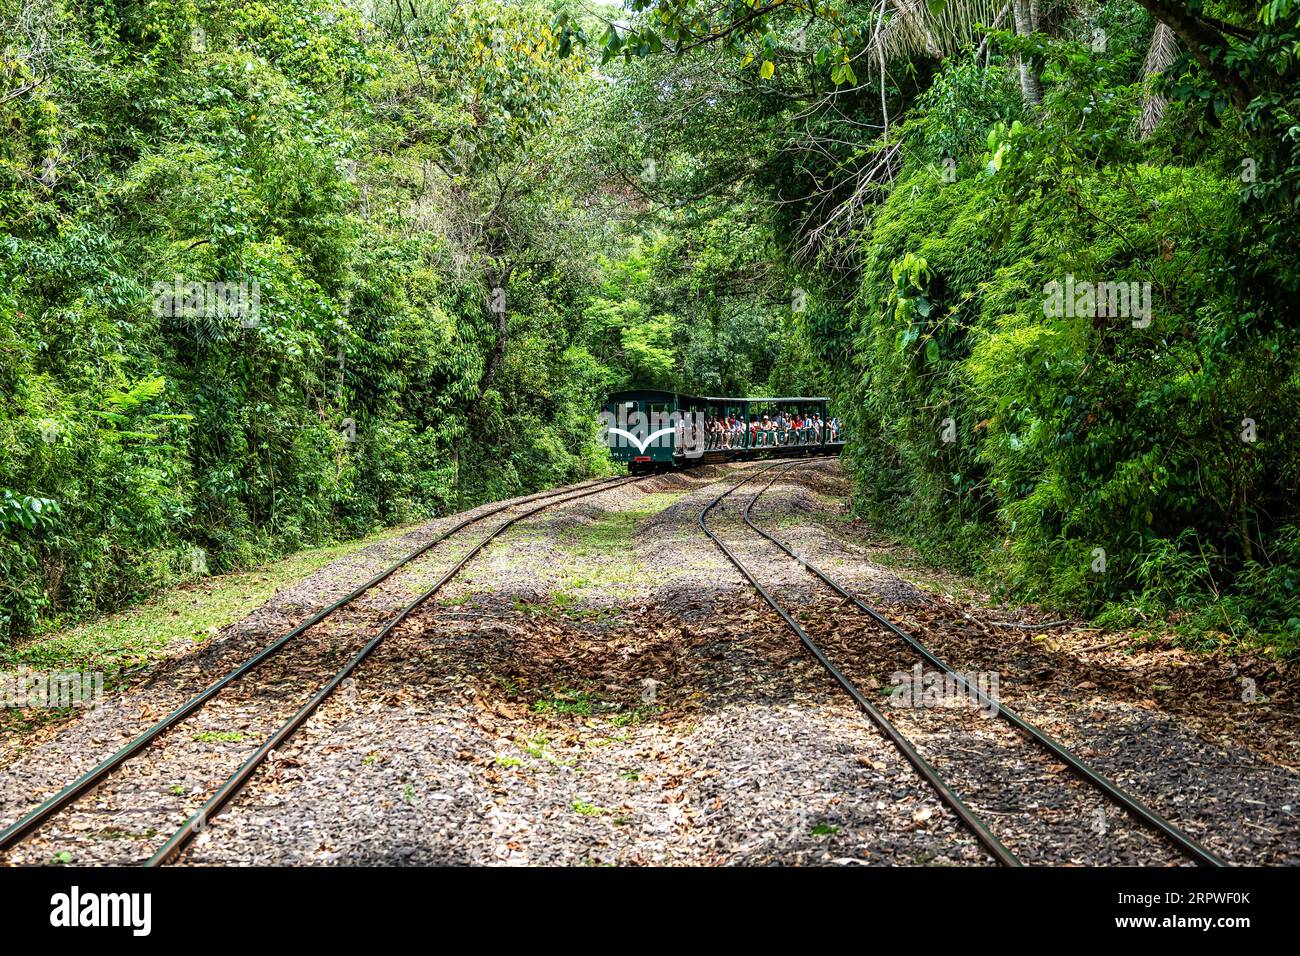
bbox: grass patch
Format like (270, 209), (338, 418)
(512, 592), (620, 624)
(518, 733), (577, 768)
(566, 492), (684, 556)
(2, 522), (420, 680)
(192, 730), (246, 743)
(522, 734), (551, 759)
(90, 827), (159, 841)
(609, 706), (654, 727)
(532, 688), (603, 716)
(516, 491), (693, 605)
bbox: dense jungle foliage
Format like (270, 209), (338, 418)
(1, 0), (613, 641)
(2, 0), (1297, 656)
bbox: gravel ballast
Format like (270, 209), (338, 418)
(3, 461), (1296, 866)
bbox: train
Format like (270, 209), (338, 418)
(602, 389), (844, 473)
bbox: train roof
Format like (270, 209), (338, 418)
(702, 396), (829, 403)
(607, 389), (830, 403)
(607, 388), (677, 399)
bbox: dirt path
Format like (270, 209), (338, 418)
(3, 461), (1297, 866)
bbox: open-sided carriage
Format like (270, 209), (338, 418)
(602, 389), (844, 472)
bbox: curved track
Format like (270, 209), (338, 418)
(0, 476), (634, 865)
(699, 460), (1226, 867)
(6, 458), (1226, 867)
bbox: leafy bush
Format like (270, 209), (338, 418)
(0, 0), (611, 645)
(840, 29), (1300, 654)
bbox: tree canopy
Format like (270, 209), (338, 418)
(2, 0), (1297, 655)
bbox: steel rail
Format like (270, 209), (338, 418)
(0, 476), (623, 854)
(698, 459), (1023, 867)
(744, 462), (1226, 867)
(148, 474), (643, 864)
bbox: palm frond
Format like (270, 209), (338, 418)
(1142, 20), (1179, 76)
(1138, 22), (1178, 139)
(877, 0), (1011, 61)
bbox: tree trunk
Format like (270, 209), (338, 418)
(1012, 0), (1043, 109)
(1129, 0), (1253, 112)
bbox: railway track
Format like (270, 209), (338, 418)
(4, 457), (1232, 867)
(0, 475), (638, 866)
(699, 459), (1228, 867)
